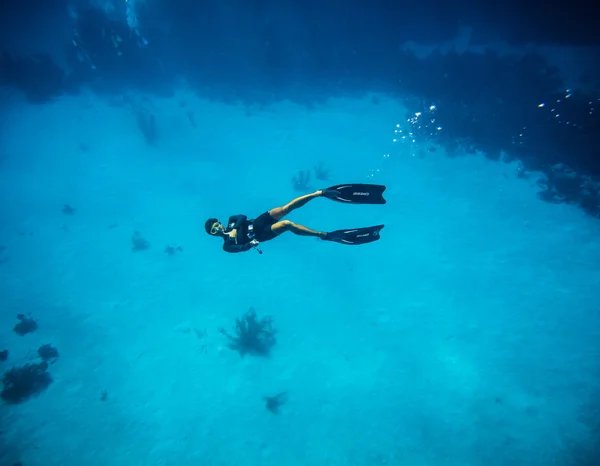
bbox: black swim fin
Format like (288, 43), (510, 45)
(322, 184), (387, 205)
(322, 225), (384, 245)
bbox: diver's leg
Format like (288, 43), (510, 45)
(268, 191), (323, 220)
(270, 220), (326, 238)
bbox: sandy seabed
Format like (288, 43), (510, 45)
(0, 87), (598, 466)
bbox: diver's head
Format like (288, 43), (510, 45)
(205, 218), (224, 236)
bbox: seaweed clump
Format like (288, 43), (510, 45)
(291, 169), (312, 192)
(1, 361), (52, 404)
(220, 307), (277, 358)
(13, 314), (37, 336)
(314, 161), (331, 181)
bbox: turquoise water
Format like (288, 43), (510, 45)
(0, 90), (599, 465)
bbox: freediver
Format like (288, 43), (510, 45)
(205, 184), (386, 253)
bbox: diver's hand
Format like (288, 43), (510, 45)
(250, 239), (260, 247)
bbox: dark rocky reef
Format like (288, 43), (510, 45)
(0, 52), (66, 103)
(1, 2), (598, 219)
(0, 350), (8, 361)
(1, 361), (52, 404)
(220, 307), (277, 358)
(535, 163), (600, 216)
(398, 51), (600, 216)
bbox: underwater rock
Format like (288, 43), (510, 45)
(164, 245), (183, 256)
(13, 314), (37, 336)
(220, 307), (277, 358)
(131, 231), (150, 252)
(62, 204), (76, 215)
(38, 344), (59, 363)
(1, 361), (52, 404)
(0, 349), (8, 361)
(264, 391), (287, 414)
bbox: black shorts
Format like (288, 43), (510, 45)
(252, 211), (278, 242)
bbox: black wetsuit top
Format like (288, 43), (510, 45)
(222, 214), (255, 253)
